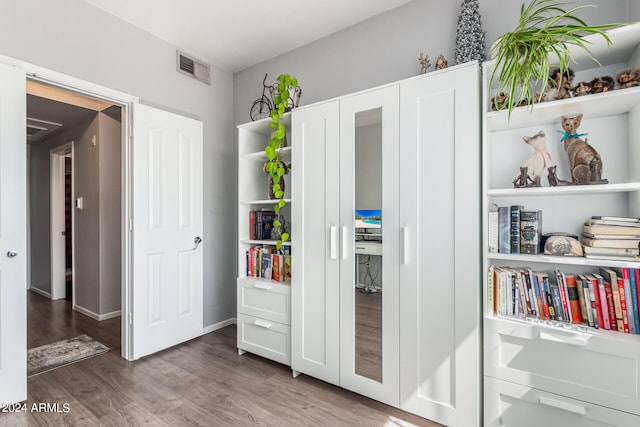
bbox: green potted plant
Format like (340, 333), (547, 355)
(489, 0), (619, 117)
(265, 74), (299, 250)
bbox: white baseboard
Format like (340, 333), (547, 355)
(203, 318), (236, 334)
(73, 304), (121, 321)
(29, 286), (52, 299)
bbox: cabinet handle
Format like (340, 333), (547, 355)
(253, 283), (271, 290)
(342, 226), (348, 260)
(330, 226), (338, 259)
(538, 395), (586, 415)
(253, 319), (272, 329)
(539, 331), (588, 347)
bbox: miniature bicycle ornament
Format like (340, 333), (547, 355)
(249, 74), (275, 121)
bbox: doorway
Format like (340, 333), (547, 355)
(26, 81), (124, 351)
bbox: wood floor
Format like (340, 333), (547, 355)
(0, 291), (442, 427)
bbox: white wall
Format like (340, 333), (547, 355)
(0, 0), (235, 327)
(233, 0), (633, 126)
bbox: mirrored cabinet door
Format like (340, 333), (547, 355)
(339, 85), (399, 406)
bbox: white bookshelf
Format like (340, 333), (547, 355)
(482, 23), (640, 426)
(236, 113), (292, 367)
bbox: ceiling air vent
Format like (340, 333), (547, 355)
(26, 117), (63, 143)
(176, 50), (211, 85)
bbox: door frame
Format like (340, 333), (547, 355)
(50, 142), (73, 301)
(3, 53), (138, 360)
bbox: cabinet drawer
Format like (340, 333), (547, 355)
(237, 278), (290, 324)
(485, 317), (640, 415)
(485, 377), (640, 427)
(237, 313), (290, 366)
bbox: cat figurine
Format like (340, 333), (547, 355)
(560, 114), (608, 184)
(546, 165), (571, 186)
(517, 130), (550, 187)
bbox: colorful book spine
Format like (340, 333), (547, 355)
(530, 270), (544, 318)
(618, 278), (630, 333)
(574, 274), (589, 325)
(622, 268), (638, 333)
(555, 270), (570, 322)
(564, 274), (583, 324)
(627, 268), (640, 333)
(549, 282), (563, 321)
(578, 275), (594, 327)
(604, 281), (618, 330)
(593, 273), (610, 330)
(536, 273), (550, 319)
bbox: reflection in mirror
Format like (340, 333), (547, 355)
(354, 107), (383, 383)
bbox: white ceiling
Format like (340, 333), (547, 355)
(83, 0), (411, 71)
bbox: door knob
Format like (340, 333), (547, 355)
(192, 236), (202, 250)
(6, 250), (18, 258)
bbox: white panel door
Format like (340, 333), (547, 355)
(399, 63), (481, 426)
(0, 64), (27, 404)
(291, 100), (340, 385)
(339, 85), (400, 406)
(132, 103), (203, 359)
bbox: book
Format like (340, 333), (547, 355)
(555, 270), (571, 322)
(487, 265), (496, 314)
(584, 254), (640, 262)
(282, 255), (291, 283)
(604, 281), (618, 330)
(261, 253), (272, 280)
(520, 210), (543, 254)
(621, 268), (639, 333)
(589, 216), (640, 226)
(600, 267), (624, 332)
(574, 273), (590, 325)
(577, 275), (594, 327)
(488, 212), (499, 253)
(256, 210), (277, 240)
(272, 253), (280, 281)
(249, 210), (256, 240)
(592, 273), (611, 330)
(583, 223), (640, 236)
(498, 207), (510, 254)
(563, 274), (583, 324)
(618, 277), (630, 333)
(510, 205), (524, 254)
(549, 281), (563, 321)
(630, 268), (640, 333)
(581, 236), (640, 249)
(585, 274), (604, 329)
(530, 270), (544, 318)
(520, 270), (539, 316)
(515, 270), (530, 316)
(533, 273), (551, 320)
(540, 273), (554, 320)
(583, 246), (640, 256)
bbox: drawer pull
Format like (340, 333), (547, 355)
(253, 283), (272, 290)
(253, 319), (272, 329)
(539, 395), (586, 415)
(539, 331), (588, 346)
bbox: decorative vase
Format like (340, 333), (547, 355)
(268, 175), (285, 200)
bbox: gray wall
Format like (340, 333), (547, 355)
(355, 123), (382, 210)
(29, 121), (93, 295)
(632, 0), (640, 21)
(74, 115), (101, 313)
(98, 108), (122, 314)
(0, 0), (235, 327)
(233, 0), (633, 126)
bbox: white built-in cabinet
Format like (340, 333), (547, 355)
(483, 24), (640, 426)
(292, 62), (480, 426)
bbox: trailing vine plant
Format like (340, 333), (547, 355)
(489, 0), (618, 118)
(265, 74), (299, 250)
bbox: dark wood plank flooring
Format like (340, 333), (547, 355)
(1, 291), (442, 426)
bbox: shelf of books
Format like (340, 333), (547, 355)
(238, 113), (292, 286)
(482, 23), (640, 421)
